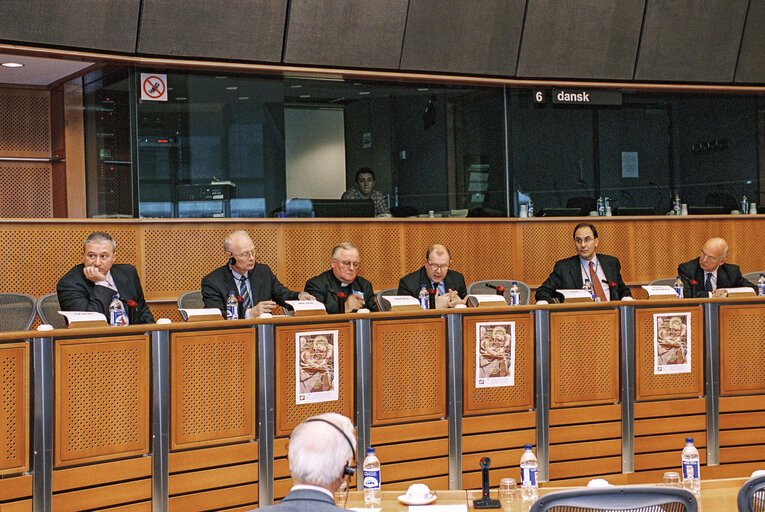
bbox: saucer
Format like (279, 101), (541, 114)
(397, 493), (437, 505)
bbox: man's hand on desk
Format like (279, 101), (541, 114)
(344, 293), (365, 313)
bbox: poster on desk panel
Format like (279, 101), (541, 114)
(476, 321), (515, 388)
(653, 313), (691, 374)
(296, 330), (339, 404)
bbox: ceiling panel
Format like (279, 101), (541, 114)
(517, 0), (645, 80)
(283, 0), (408, 69)
(734, 2), (765, 84)
(400, 0), (525, 76)
(138, 0), (287, 62)
(635, 0), (748, 82)
(0, 54), (94, 86)
(0, 0), (139, 53)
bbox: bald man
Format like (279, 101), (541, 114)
(397, 244), (467, 308)
(678, 237), (756, 298)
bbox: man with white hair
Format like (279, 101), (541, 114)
(255, 413), (356, 511)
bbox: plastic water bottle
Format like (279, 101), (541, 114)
(758, 274), (765, 296)
(681, 437), (700, 495)
(527, 198), (534, 218)
(583, 278), (596, 301)
(674, 276), (684, 298)
(673, 193), (681, 215)
(509, 282), (520, 306)
(418, 285), (429, 310)
(108, 295), (125, 326)
(520, 444), (538, 501)
(363, 447), (381, 505)
(597, 197), (604, 216)
(742, 195), (748, 213)
(226, 291), (239, 320)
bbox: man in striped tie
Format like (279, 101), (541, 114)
(201, 230), (314, 318)
(677, 237), (756, 298)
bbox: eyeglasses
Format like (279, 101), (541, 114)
(575, 237), (595, 244)
(427, 261), (449, 271)
(333, 259), (360, 269)
(231, 250), (258, 260)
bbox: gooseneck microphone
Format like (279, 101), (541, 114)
(473, 457), (501, 509)
(485, 283), (505, 295)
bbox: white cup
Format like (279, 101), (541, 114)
(605, 206), (612, 216)
(681, 203), (688, 215)
(36, 324), (54, 331)
(156, 318), (172, 324)
(405, 483), (431, 501)
(519, 204), (528, 218)
(428, 210), (435, 218)
(587, 478), (611, 488)
(750, 203), (757, 215)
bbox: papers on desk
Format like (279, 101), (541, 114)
(725, 287), (757, 297)
(179, 308), (224, 321)
(381, 295), (422, 312)
(284, 300), (327, 316)
(557, 289), (593, 302)
(58, 311), (108, 327)
(641, 285), (678, 300)
(467, 294), (507, 308)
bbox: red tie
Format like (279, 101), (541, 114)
(590, 261), (607, 301)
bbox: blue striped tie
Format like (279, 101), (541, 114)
(239, 276), (251, 309)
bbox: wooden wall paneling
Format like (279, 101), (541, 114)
(54, 335), (149, 466)
(50, 85), (67, 217)
(0, 474), (33, 502)
(0, 342), (29, 476)
(731, 219), (765, 275)
(0, 87), (50, 158)
(549, 309), (620, 407)
(52, 456), (151, 492)
(462, 313), (534, 414)
(735, 1), (765, 83)
(371, 317), (446, 424)
(0, 162), (53, 218)
(517, 0), (645, 80)
(138, 0), (286, 62)
(273, 321), (353, 436)
(635, 0), (748, 82)
(50, 479), (152, 512)
(170, 328), (255, 449)
(370, 419), (449, 487)
(719, 395), (765, 464)
(168, 483), (258, 512)
(169, 441), (259, 473)
(719, 304), (765, 395)
(634, 306), (704, 401)
(149, 302), (184, 324)
(400, 0), (525, 76)
(51, 457), (152, 510)
(518, 221), (576, 287)
(64, 80), (87, 218)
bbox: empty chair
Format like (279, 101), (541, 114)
(177, 290), (205, 320)
(649, 278), (678, 287)
(743, 271), (765, 288)
(468, 280), (531, 305)
(36, 293), (67, 329)
(738, 473), (765, 512)
(375, 288), (399, 312)
(0, 293), (37, 332)
(529, 486), (697, 512)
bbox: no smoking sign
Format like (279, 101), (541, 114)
(140, 73), (168, 101)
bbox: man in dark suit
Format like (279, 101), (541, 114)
(201, 230), (313, 318)
(254, 413), (355, 511)
(57, 231), (154, 324)
(678, 237), (756, 298)
(535, 223), (632, 303)
(397, 244), (468, 308)
(305, 243), (379, 314)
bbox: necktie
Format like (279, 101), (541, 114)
(704, 272), (713, 292)
(590, 261), (607, 301)
(239, 276), (251, 309)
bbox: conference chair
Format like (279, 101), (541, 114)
(468, 280), (531, 305)
(529, 486), (697, 512)
(566, 196), (598, 216)
(376, 288), (399, 312)
(743, 272), (765, 287)
(0, 293), (37, 332)
(738, 474), (765, 512)
(36, 293), (67, 329)
(177, 290), (205, 320)
(649, 278), (678, 287)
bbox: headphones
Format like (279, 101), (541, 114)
(228, 256), (237, 266)
(303, 418), (356, 477)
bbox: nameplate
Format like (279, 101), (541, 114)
(180, 308), (224, 321)
(641, 285), (679, 300)
(59, 311), (109, 328)
(467, 294), (507, 308)
(725, 287), (757, 297)
(285, 300), (327, 316)
(382, 295), (422, 311)
(558, 289), (593, 303)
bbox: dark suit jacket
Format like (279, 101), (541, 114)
(535, 254), (631, 303)
(201, 263), (299, 317)
(57, 263), (155, 324)
(304, 269), (379, 314)
(677, 258), (756, 298)
(254, 488), (345, 512)
(397, 267), (467, 299)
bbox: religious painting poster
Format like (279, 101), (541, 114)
(653, 313), (692, 374)
(476, 321), (516, 388)
(296, 330), (339, 404)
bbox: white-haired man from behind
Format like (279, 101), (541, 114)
(255, 413), (356, 511)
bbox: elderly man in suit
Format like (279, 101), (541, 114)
(397, 244), (468, 308)
(678, 237), (756, 298)
(254, 413), (356, 511)
(57, 231), (154, 323)
(535, 222), (632, 304)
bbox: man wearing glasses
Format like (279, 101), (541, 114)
(397, 244), (467, 308)
(304, 243), (379, 314)
(678, 237), (755, 298)
(201, 230), (313, 318)
(535, 222), (631, 304)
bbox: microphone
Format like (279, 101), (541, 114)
(485, 283), (505, 295)
(328, 288), (348, 312)
(427, 287), (437, 309)
(602, 279), (616, 288)
(474, 457), (501, 509)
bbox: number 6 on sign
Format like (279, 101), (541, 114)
(140, 73), (168, 101)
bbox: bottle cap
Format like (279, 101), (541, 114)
(524, 444), (532, 450)
(367, 447), (375, 454)
(686, 437), (693, 443)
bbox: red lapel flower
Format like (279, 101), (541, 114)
(336, 292), (347, 299)
(126, 300), (138, 307)
(689, 280), (698, 286)
(236, 296), (244, 303)
(607, 281), (617, 288)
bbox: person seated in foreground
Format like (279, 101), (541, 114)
(677, 237), (756, 298)
(397, 244), (468, 308)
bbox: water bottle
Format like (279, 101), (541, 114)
(520, 444), (538, 501)
(583, 278), (596, 301)
(363, 447), (381, 505)
(418, 285), (429, 310)
(527, 198), (534, 218)
(673, 193), (681, 215)
(226, 291), (239, 320)
(597, 197), (604, 216)
(741, 195), (748, 213)
(674, 276), (684, 298)
(108, 295), (125, 326)
(758, 274), (765, 296)
(604, 196), (611, 210)
(681, 437), (700, 495)
(509, 282), (520, 306)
